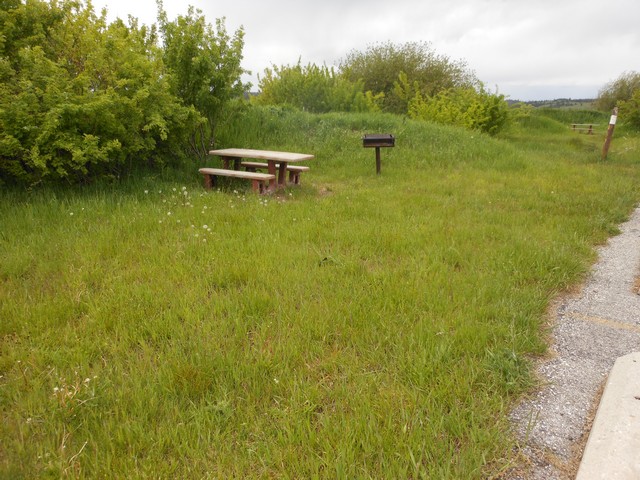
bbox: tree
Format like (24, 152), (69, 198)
(596, 71), (640, 111)
(340, 41), (477, 114)
(157, 2), (248, 160)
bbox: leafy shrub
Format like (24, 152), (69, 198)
(254, 62), (383, 113)
(618, 90), (640, 131)
(596, 71), (640, 111)
(0, 0), (246, 185)
(0, 2), (195, 184)
(408, 86), (509, 135)
(340, 41), (477, 114)
(158, 7), (248, 159)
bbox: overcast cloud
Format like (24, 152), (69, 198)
(91, 0), (640, 101)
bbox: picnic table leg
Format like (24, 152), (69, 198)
(221, 156), (242, 170)
(202, 173), (216, 190)
(267, 160), (278, 192)
(277, 162), (288, 187)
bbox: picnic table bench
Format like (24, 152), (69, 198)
(198, 168), (274, 194)
(204, 148), (314, 193)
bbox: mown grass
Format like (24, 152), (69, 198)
(1, 107), (639, 478)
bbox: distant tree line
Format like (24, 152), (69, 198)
(0, 0), (247, 185)
(517, 99), (596, 109)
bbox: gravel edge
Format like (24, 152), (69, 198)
(508, 206), (640, 479)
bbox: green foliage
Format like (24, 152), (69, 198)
(408, 86), (510, 135)
(254, 42), (483, 123)
(340, 41), (478, 114)
(157, 3), (248, 159)
(0, 0), (247, 185)
(391, 70), (420, 113)
(254, 61), (383, 113)
(0, 1), (199, 184)
(618, 89), (640, 130)
(596, 71), (640, 111)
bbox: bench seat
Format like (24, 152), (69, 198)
(240, 161), (310, 184)
(199, 168), (275, 194)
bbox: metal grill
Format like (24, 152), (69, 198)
(362, 133), (395, 148)
(362, 134), (395, 174)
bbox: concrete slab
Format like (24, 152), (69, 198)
(576, 352), (640, 479)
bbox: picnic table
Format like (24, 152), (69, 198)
(207, 148), (314, 192)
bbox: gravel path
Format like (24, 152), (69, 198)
(510, 206), (640, 479)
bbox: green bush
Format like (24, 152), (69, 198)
(0, 0), (246, 185)
(158, 7), (248, 159)
(618, 90), (640, 131)
(408, 86), (509, 135)
(596, 71), (640, 111)
(254, 62), (383, 113)
(0, 1), (196, 184)
(340, 41), (477, 114)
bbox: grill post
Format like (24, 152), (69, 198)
(362, 134), (395, 174)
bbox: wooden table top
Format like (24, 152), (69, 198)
(208, 148), (314, 163)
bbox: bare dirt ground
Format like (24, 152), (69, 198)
(509, 206), (640, 479)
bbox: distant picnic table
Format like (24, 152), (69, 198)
(571, 123), (599, 135)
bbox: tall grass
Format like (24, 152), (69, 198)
(1, 107), (639, 478)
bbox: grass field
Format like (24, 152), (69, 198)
(1, 107), (639, 478)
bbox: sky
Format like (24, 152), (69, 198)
(90, 0), (640, 101)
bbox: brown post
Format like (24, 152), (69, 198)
(267, 160), (277, 192)
(277, 162), (287, 186)
(602, 107), (618, 160)
(375, 147), (381, 174)
(203, 173), (213, 189)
